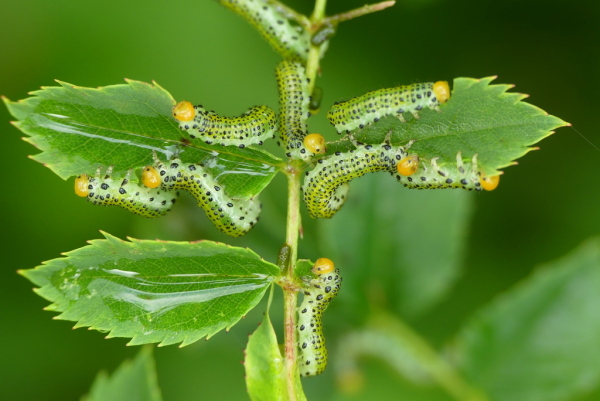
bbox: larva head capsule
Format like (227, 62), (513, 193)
(173, 101), (195, 122)
(142, 166), (161, 188)
(312, 258), (335, 275)
(397, 155), (419, 176)
(304, 133), (327, 154)
(480, 174), (500, 191)
(74, 174), (90, 197)
(433, 81), (451, 104)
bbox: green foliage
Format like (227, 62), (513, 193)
(245, 311), (285, 401)
(245, 310), (307, 401)
(20, 232), (279, 346)
(327, 77), (568, 176)
(321, 177), (473, 317)
(82, 347), (162, 401)
(3, 0), (584, 400)
(294, 259), (315, 281)
(3, 80), (281, 199)
(455, 238), (600, 401)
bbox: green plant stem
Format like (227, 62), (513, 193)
(305, 0), (328, 95)
(310, 0), (327, 22)
(283, 161), (303, 401)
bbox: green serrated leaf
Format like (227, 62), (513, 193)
(320, 174), (473, 317)
(245, 296), (306, 401)
(4, 80), (282, 199)
(82, 346), (162, 401)
(326, 76), (568, 176)
(245, 312), (286, 401)
(454, 237), (600, 401)
(20, 232), (280, 347)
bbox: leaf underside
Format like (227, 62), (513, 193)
(20, 232), (280, 347)
(4, 80), (282, 199)
(325, 76), (568, 176)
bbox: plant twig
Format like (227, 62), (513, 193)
(325, 1), (395, 25)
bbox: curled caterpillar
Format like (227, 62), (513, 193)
(74, 155), (261, 237)
(74, 168), (177, 218)
(302, 143), (410, 219)
(327, 81), (451, 134)
(218, 0), (310, 61)
(275, 60), (315, 160)
(173, 101), (277, 147)
(303, 142), (497, 219)
(297, 259), (342, 377)
(150, 153), (261, 237)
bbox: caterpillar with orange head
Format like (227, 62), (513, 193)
(302, 141), (500, 219)
(74, 154), (261, 237)
(393, 152), (501, 191)
(173, 100), (277, 148)
(297, 258), (341, 377)
(327, 81), (451, 134)
(275, 60), (324, 160)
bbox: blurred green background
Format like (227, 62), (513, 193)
(1, 0), (599, 400)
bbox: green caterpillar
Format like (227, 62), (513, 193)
(75, 167), (177, 217)
(297, 258), (342, 377)
(327, 81), (451, 134)
(218, 0), (310, 61)
(395, 152), (500, 191)
(75, 154), (261, 237)
(275, 60), (324, 160)
(173, 101), (277, 147)
(303, 141), (499, 219)
(302, 143), (410, 219)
